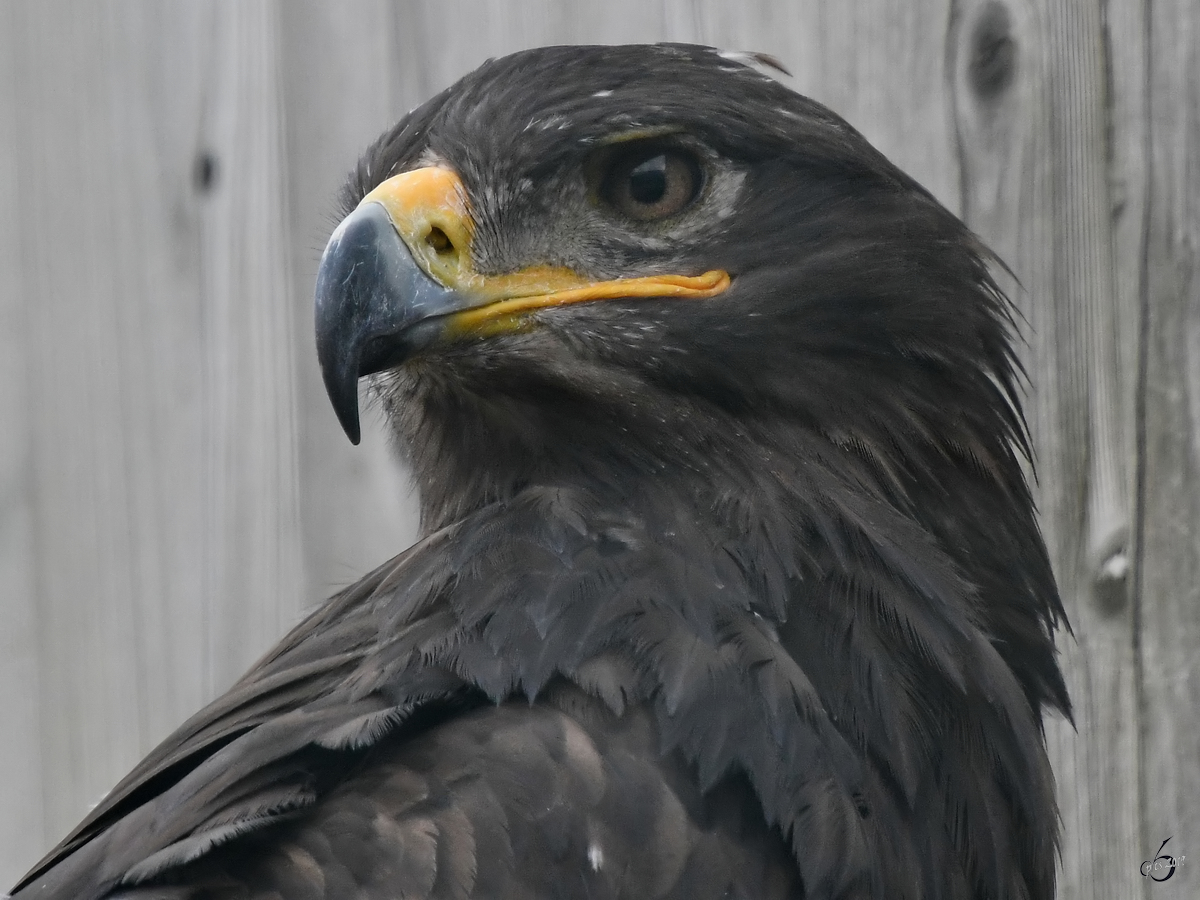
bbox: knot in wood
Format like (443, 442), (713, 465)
(969, 1), (1017, 101)
(193, 151), (219, 194)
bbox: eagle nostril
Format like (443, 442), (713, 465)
(426, 226), (455, 255)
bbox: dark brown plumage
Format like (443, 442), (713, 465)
(12, 44), (1069, 900)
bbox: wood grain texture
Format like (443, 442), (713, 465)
(1, 0), (307, 882)
(0, 1), (47, 878)
(1137, 0), (1200, 891)
(0, 0), (1191, 896)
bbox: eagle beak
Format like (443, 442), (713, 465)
(314, 166), (730, 444)
(314, 196), (459, 445)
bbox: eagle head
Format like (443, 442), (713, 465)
(317, 46), (1029, 542)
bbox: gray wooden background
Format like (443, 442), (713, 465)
(0, 1), (1195, 896)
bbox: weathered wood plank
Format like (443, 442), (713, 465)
(9, 1), (174, 856)
(1, 0), (303, 882)
(947, 2), (1140, 897)
(1138, 0), (1200, 890)
(186, 2), (305, 690)
(0, 2), (48, 882)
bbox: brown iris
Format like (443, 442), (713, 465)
(599, 144), (704, 222)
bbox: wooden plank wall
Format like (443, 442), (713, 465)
(0, 1), (1194, 896)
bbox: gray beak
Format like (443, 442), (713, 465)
(314, 202), (464, 444)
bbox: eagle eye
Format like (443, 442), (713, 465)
(598, 144), (703, 222)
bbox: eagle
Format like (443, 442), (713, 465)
(11, 43), (1070, 900)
